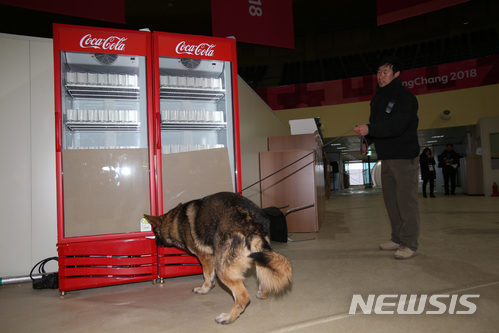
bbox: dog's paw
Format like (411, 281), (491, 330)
(256, 290), (268, 299)
(192, 287), (206, 294)
(192, 281), (215, 295)
(215, 313), (233, 325)
(192, 287), (210, 295)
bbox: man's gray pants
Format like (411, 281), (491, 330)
(381, 159), (420, 251)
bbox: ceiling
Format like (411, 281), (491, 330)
(322, 125), (473, 162)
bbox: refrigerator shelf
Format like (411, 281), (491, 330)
(161, 121), (227, 131)
(160, 87), (225, 101)
(66, 121), (141, 131)
(66, 84), (140, 100)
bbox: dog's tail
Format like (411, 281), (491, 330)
(249, 251), (292, 293)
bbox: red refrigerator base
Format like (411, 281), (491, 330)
(58, 238), (159, 293)
(58, 239), (204, 293)
(158, 246), (203, 279)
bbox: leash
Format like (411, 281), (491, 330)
(238, 128), (355, 194)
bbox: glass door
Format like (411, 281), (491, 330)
(59, 51), (151, 238)
(158, 56), (235, 169)
(157, 56), (237, 211)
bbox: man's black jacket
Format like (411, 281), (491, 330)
(366, 76), (420, 160)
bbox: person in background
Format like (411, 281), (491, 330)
(353, 56), (420, 260)
(420, 148), (436, 198)
(439, 143), (460, 195)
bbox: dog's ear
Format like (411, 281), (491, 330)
(143, 214), (161, 228)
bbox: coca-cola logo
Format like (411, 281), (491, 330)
(175, 41), (215, 57)
(79, 34), (127, 51)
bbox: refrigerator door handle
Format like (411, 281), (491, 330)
(55, 112), (62, 152)
(156, 112), (162, 150)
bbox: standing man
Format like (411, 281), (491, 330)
(353, 56), (420, 260)
(439, 144), (460, 195)
(420, 148), (436, 198)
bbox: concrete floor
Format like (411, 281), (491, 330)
(1, 187), (499, 332)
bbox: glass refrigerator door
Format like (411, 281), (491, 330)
(60, 51), (151, 238)
(158, 56), (236, 201)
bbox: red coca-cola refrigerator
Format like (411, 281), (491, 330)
(53, 24), (241, 293)
(152, 31), (242, 280)
(53, 24), (158, 294)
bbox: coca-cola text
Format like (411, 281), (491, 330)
(175, 41), (215, 57)
(80, 34), (127, 51)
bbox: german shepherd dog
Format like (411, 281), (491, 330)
(143, 192), (292, 325)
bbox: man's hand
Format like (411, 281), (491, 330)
(353, 124), (369, 136)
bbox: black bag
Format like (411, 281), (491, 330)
(262, 207), (288, 243)
(30, 257), (59, 290)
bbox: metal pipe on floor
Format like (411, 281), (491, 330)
(0, 274), (46, 285)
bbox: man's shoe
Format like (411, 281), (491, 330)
(430, 194), (436, 198)
(379, 240), (400, 251)
(423, 194), (427, 198)
(394, 246), (418, 259)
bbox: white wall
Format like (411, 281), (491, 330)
(0, 33), (57, 277)
(478, 116), (499, 196)
(237, 77), (289, 205)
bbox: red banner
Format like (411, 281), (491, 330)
(211, 0), (294, 49)
(0, 0), (125, 24)
(255, 55), (499, 110)
(377, 0), (471, 26)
